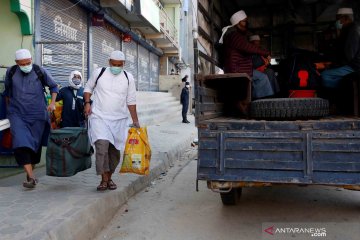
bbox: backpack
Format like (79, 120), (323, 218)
(7, 64), (46, 97)
(94, 67), (129, 89)
(215, 42), (225, 69)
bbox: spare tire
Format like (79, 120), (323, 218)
(250, 98), (329, 120)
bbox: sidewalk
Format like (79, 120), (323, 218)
(0, 116), (197, 240)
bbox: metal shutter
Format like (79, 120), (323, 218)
(39, 0), (88, 87)
(92, 24), (121, 70)
(138, 45), (150, 91)
(123, 41), (138, 89)
(150, 53), (160, 91)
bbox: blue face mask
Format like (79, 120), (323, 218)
(335, 20), (343, 30)
(110, 66), (123, 75)
(72, 78), (81, 85)
(19, 64), (33, 73)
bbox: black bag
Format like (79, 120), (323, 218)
(215, 42), (225, 69)
(46, 127), (93, 177)
(286, 54), (321, 90)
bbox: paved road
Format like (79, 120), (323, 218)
(96, 147), (360, 240)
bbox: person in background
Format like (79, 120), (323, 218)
(321, 7), (360, 88)
(182, 75), (189, 83)
(84, 50), (140, 191)
(170, 68), (175, 75)
(4, 49), (58, 188)
(180, 82), (190, 123)
(56, 71), (85, 128)
(249, 34), (280, 95)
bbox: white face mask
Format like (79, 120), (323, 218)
(186, 85), (190, 88)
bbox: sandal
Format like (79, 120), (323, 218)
(26, 175), (38, 184)
(107, 179), (117, 190)
(97, 181), (108, 191)
(23, 178), (37, 189)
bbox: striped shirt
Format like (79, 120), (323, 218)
(223, 28), (269, 76)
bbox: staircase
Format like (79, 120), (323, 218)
(134, 91), (183, 126)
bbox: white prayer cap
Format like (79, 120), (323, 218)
(109, 50), (125, 61)
(15, 49), (31, 60)
(249, 35), (261, 42)
(230, 10), (247, 25)
(219, 10), (247, 44)
(337, 8), (353, 15)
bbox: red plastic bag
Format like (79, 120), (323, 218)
(1, 129), (12, 149)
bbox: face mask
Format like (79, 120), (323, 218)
(186, 85), (190, 88)
(19, 64), (33, 73)
(72, 78), (81, 85)
(335, 20), (343, 30)
(110, 66), (123, 75)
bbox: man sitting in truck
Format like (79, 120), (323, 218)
(219, 10), (273, 111)
(321, 7), (360, 89)
(249, 34), (280, 96)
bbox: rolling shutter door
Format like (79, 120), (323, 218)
(138, 45), (150, 91)
(92, 24), (121, 70)
(123, 41), (138, 89)
(150, 53), (160, 91)
(39, 0), (88, 87)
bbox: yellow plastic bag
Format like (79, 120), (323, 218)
(120, 127), (151, 175)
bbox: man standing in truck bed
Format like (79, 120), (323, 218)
(219, 10), (273, 114)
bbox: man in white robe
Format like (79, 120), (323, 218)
(84, 50), (140, 191)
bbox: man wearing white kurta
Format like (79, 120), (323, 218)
(84, 50), (140, 191)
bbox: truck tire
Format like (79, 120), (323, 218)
(250, 98), (329, 120)
(220, 188), (242, 206)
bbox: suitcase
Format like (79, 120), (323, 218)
(46, 127), (93, 177)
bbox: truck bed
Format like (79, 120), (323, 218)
(198, 116), (360, 186)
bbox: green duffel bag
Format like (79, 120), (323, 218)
(46, 127), (93, 177)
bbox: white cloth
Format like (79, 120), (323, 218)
(68, 70), (83, 89)
(249, 35), (260, 41)
(337, 8), (353, 15)
(88, 116), (128, 150)
(84, 67), (137, 120)
(110, 50), (125, 60)
(15, 49), (31, 60)
(219, 10), (247, 44)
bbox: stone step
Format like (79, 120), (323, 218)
(130, 92), (184, 126)
(137, 101), (180, 116)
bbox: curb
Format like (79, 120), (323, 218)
(39, 130), (196, 240)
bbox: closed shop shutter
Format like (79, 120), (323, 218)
(138, 45), (150, 91)
(123, 41), (138, 89)
(39, 0), (88, 87)
(92, 23), (122, 71)
(150, 53), (160, 91)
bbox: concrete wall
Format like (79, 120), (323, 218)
(159, 75), (184, 94)
(0, 0), (34, 85)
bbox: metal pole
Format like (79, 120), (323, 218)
(41, 44), (44, 66)
(82, 41), (85, 80)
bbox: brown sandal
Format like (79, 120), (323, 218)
(97, 181), (108, 191)
(107, 179), (117, 190)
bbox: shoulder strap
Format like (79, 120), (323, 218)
(94, 67), (107, 89)
(70, 88), (78, 100)
(33, 64), (46, 93)
(124, 70), (129, 85)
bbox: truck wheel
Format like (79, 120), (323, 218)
(250, 98), (329, 120)
(220, 188), (242, 206)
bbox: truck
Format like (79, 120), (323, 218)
(194, 0), (360, 205)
